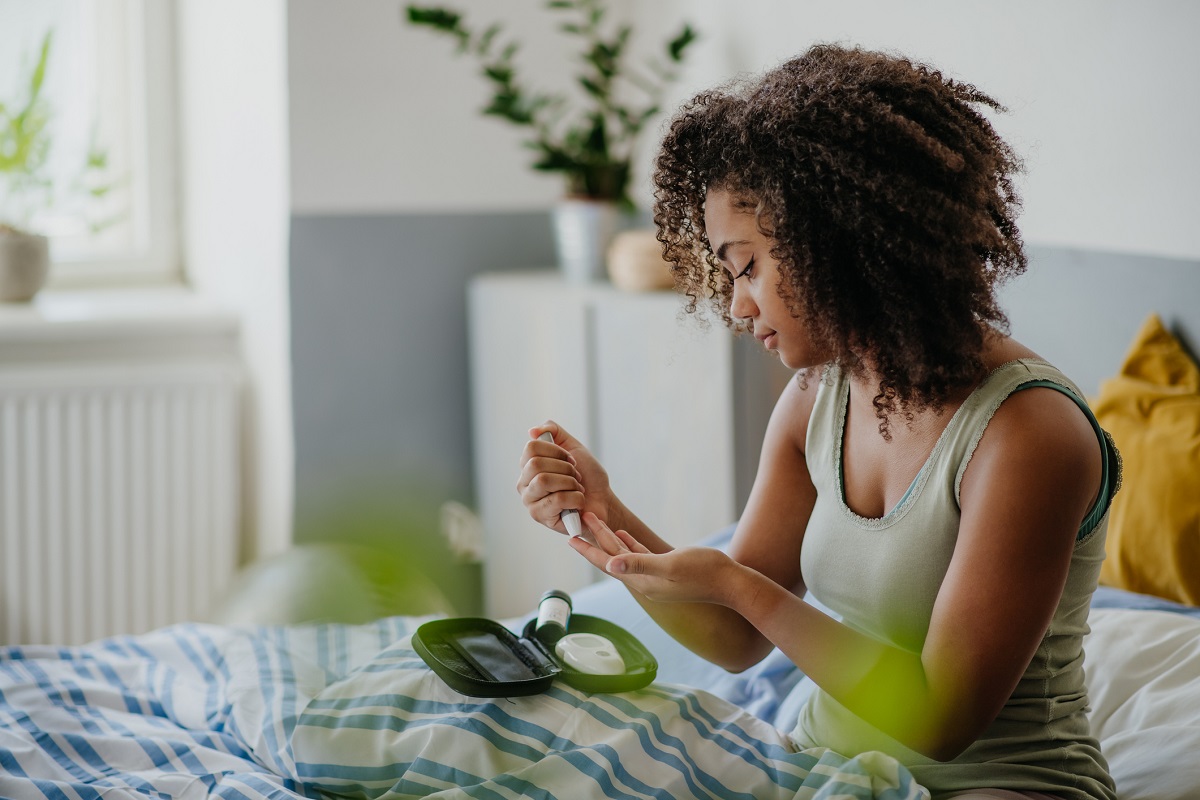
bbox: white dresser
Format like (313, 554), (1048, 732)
(468, 272), (793, 618)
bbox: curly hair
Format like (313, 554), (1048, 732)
(652, 44), (1026, 437)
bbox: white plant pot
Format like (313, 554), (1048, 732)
(0, 230), (50, 303)
(552, 198), (621, 284)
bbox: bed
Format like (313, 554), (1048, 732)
(3, 287), (1200, 798)
(2, 549), (1199, 800)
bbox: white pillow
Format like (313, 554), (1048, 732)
(1085, 608), (1200, 800)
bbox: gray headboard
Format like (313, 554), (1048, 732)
(999, 245), (1200, 397)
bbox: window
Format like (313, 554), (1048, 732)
(0, 0), (179, 286)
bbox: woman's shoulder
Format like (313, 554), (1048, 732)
(976, 335), (1089, 423)
(962, 354), (1102, 516)
(977, 334), (1043, 372)
(768, 366), (831, 456)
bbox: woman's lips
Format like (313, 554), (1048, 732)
(758, 332), (777, 349)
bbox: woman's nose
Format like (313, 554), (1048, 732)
(730, 281), (756, 321)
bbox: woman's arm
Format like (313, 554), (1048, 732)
(594, 387), (1102, 761)
(520, 376), (820, 672)
(592, 375), (819, 671)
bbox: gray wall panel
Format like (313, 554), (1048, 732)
(1001, 247), (1200, 396)
(289, 212), (555, 561)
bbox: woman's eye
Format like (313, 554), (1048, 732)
(735, 258), (755, 280)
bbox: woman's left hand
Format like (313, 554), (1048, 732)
(569, 512), (741, 606)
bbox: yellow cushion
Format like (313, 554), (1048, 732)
(1093, 313), (1200, 605)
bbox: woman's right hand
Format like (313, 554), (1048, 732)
(518, 421), (613, 536)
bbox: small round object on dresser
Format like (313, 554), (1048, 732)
(606, 229), (676, 292)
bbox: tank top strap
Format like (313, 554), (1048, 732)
(805, 368), (848, 495)
(937, 359), (1116, 538)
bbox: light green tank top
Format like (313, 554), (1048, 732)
(792, 359), (1118, 800)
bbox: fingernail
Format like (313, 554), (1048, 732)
(607, 559), (626, 574)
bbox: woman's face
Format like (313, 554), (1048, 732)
(703, 188), (828, 370)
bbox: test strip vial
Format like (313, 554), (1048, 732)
(536, 589), (572, 644)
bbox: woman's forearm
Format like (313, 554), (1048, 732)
(724, 562), (968, 761)
(603, 497), (673, 554)
(631, 590), (776, 673)
(601, 500), (777, 671)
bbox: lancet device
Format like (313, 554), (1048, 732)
(538, 431), (583, 539)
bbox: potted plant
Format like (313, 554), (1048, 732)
(1, 31), (116, 303)
(406, 0), (696, 283)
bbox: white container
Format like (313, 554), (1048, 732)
(0, 229), (49, 303)
(552, 198), (621, 284)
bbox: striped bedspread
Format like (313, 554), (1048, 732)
(0, 618), (927, 800)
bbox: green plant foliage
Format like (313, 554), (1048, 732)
(0, 30), (122, 235)
(406, 0), (697, 208)
(0, 31), (53, 231)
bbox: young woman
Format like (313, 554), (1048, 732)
(519, 45), (1120, 800)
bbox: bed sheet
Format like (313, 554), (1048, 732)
(2, 574), (1197, 799)
(0, 617), (432, 799)
(568, 571), (1200, 800)
(288, 634), (925, 800)
(0, 614), (925, 800)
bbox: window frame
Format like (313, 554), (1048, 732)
(45, 0), (182, 288)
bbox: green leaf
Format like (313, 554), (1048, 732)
(586, 43), (616, 79)
(483, 90), (535, 125)
(578, 76), (604, 98)
(531, 142), (584, 172)
(29, 31), (52, 101)
(406, 6), (462, 32)
(483, 64), (514, 85)
(476, 23), (502, 55)
(667, 24), (697, 62)
(584, 112), (607, 157)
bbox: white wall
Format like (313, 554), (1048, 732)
(177, 0), (293, 560)
(289, 0), (646, 214)
(689, 0), (1200, 262)
(289, 0), (1199, 261)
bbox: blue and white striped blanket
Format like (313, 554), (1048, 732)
(0, 617), (928, 800)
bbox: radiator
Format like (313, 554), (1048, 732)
(0, 361), (242, 645)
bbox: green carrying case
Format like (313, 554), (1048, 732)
(413, 613), (657, 697)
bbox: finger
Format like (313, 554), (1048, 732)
(525, 429), (580, 465)
(527, 493), (586, 529)
(605, 553), (643, 576)
(583, 512), (629, 556)
(520, 439), (578, 472)
(518, 467), (583, 500)
(516, 462), (585, 506)
(612, 528), (652, 555)
(567, 533), (616, 571)
(531, 420), (575, 447)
